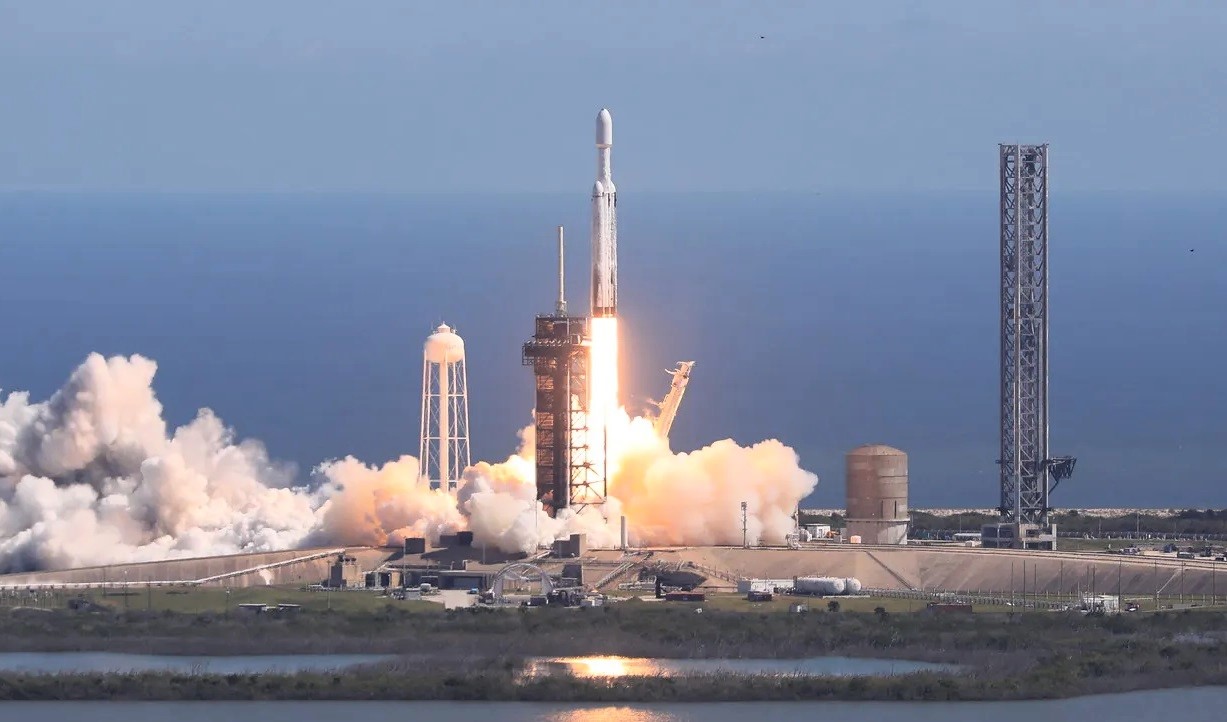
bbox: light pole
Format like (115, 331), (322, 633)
(741, 501), (748, 549)
(1117, 558), (1122, 613)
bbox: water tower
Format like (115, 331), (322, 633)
(419, 324), (471, 491)
(845, 444), (909, 545)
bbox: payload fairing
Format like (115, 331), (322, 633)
(591, 108), (618, 318)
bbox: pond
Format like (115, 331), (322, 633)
(5, 688), (1227, 721)
(522, 655), (954, 678)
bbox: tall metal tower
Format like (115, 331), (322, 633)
(994, 144), (1074, 549)
(419, 324), (471, 491)
(522, 227), (606, 516)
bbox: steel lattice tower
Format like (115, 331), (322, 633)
(998, 144), (1074, 531)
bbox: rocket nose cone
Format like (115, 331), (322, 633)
(596, 108), (613, 148)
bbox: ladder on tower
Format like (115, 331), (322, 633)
(652, 361), (695, 440)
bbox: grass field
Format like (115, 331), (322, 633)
(49, 586), (442, 615)
(10, 582), (1227, 620)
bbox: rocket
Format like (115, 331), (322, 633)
(591, 108), (618, 318)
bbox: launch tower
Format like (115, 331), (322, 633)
(523, 227), (605, 516)
(419, 324), (471, 491)
(988, 144), (1075, 550)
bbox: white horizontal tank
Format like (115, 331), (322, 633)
(794, 577), (846, 596)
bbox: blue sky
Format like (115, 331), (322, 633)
(2, 1), (1225, 193)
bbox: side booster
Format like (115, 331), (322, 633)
(591, 108), (618, 318)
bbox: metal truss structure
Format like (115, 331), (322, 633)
(523, 314), (605, 517)
(998, 144), (1075, 527)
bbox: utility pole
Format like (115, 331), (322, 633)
(741, 502), (749, 549)
(1117, 558), (1122, 613)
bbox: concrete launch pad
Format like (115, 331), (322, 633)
(1, 543), (1222, 601)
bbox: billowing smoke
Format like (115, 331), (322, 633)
(0, 354), (817, 572)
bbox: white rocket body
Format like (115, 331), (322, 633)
(591, 108), (618, 318)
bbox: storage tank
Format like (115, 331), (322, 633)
(844, 444), (909, 545)
(794, 577), (847, 596)
(844, 578), (863, 594)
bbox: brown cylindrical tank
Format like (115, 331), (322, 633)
(845, 444), (909, 545)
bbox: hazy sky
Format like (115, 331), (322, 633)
(2, 1), (1225, 193)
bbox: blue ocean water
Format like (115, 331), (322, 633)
(0, 192), (1222, 509)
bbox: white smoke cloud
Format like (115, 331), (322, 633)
(0, 354), (318, 572)
(309, 455), (464, 547)
(0, 354), (817, 572)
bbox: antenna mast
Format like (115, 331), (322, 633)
(556, 225), (567, 316)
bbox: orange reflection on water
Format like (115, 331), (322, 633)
(529, 655), (664, 679)
(571, 656), (632, 677)
(547, 706), (672, 722)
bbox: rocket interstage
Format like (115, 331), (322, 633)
(591, 108), (618, 319)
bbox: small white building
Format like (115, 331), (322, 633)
(804, 524), (832, 539)
(1081, 595), (1120, 614)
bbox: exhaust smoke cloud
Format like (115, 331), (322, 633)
(0, 354), (817, 573)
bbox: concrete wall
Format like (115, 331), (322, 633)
(604, 546), (1227, 597)
(0, 547), (397, 589)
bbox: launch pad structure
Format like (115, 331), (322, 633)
(523, 314), (602, 516)
(991, 144), (1075, 550)
(522, 109), (691, 521)
(523, 226), (606, 517)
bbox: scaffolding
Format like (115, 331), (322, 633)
(523, 314), (604, 516)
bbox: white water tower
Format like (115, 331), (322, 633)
(419, 324), (471, 491)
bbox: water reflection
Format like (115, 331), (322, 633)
(545, 708), (670, 722)
(525, 655), (951, 679)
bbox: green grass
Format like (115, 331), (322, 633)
(78, 586), (441, 615)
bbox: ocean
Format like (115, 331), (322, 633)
(0, 191), (1223, 509)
